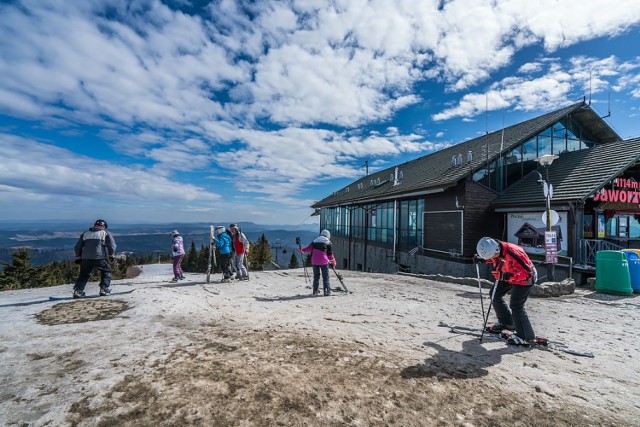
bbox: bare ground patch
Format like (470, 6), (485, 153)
(35, 299), (131, 325)
(65, 325), (627, 427)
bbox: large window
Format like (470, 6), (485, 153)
(320, 199), (424, 250)
(398, 199), (424, 250)
(473, 117), (596, 193)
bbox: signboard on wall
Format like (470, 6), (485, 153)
(507, 212), (568, 256)
(545, 231), (558, 263)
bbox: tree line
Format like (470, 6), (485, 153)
(0, 234), (311, 291)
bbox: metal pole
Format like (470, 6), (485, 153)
(546, 167), (555, 281)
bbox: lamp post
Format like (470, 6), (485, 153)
(536, 154), (559, 281)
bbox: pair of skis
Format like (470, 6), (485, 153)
(206, 225), (217, 283)
(438, 321), (594, 358)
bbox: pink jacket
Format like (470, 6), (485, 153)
(301, 236), (335, 266)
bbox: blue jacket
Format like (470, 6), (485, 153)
(213, 232), (232, 255)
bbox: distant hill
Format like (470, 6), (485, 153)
(0, 221), (319, 267)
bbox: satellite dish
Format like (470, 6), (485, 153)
(542, 210), (560, 226)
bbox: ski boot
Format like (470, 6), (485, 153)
(72, 289), (86, 299)
(506, 335), (535, 347)
(485, 322), (514, 334)
(99, 287), (111, 296)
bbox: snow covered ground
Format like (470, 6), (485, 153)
(1, 264), (639, 426)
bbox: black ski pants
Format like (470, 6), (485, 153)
(219, 252), (233, 279)
(75, 259), (111, 292)
(491, 280), (535, 341)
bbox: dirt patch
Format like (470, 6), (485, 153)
(65, 325), (627, 427)
(35, 299), (131, 325)
(126, 266), (143, 279)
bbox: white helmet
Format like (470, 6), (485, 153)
(170, 230), (179, 237)
(477, 237), (500, 260)
(320, 229), (331, 239)
(214, 226), (225, 237)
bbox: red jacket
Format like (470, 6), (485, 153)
(487, 242), (535, 286)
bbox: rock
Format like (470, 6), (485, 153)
(530, 278), (576, 298)
(397, 272), (576, 297)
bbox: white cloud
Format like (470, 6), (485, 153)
(1, 0), (640, 221)
(1, 133), (220, 205)
(433, 56), (640, 121)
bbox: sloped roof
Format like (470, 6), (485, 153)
(313, 101), (618, 208)
(492, 137), (640, 208)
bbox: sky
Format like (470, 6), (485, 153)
(1, 0), (640, 226)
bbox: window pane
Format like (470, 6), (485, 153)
(538, 135), (552, 156)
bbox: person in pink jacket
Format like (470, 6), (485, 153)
(300, 229), (336, 296)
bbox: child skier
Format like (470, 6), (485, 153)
(299, 229), (336, 296)
(170, 230), (185, 281)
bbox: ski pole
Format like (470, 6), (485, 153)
(480, 280), (498, 343)
(330, 265), (349, 293)
(475, 261), (485, 321)
(480, 259), (505, 342)
(239, 226), (250, 279)
(295, 237), (310, 284)
(206, 226), (214, 283)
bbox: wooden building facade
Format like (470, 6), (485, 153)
(312, 101), (640, 283)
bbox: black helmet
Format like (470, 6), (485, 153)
(94, 219), (108, 229)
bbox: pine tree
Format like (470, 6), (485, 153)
(197, 243), (209, 273)
(0, 248), (41, 290)
(248, 234), (271, 270)
(183, 241), (197, 271)
(288, 252), (299, 269)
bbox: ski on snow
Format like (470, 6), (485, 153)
(438, 321), (594, 358)
(49, 289), (135, 301)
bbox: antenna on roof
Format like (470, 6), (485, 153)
(587, 71), (592, 105)
(363, 160), (369, 176)
(600, 91), (611, 119)
(500, 112), (505, 153)
(485, 91), (489, 135)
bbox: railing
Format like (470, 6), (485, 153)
(576, 239), (623, 265)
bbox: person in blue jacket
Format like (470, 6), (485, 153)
(213, 226), (234, 283)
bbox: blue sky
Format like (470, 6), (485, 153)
(1, 0), (640, 226)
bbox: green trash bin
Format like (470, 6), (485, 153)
(595, 250), (633, 296)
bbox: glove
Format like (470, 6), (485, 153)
(472, 254), (484, 264)
(298, 248), (303, 254)
(501, 272), (513, 281)
(74, 258), (82, 265)
(329, 259), (336, 267)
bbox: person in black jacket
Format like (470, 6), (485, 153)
(73, 219), (117, 298)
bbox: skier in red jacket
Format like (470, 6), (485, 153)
(476, 237), (538, 346)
